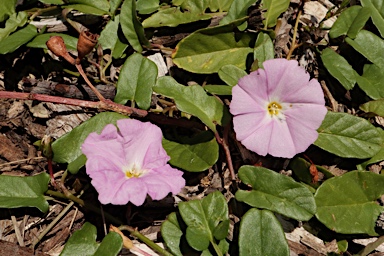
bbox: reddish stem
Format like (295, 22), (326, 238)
(214, 129), (236, 182)
(0, 91), (147, 117)
(75, 63), (106, 102)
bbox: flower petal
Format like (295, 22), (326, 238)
(117, 119), (170, 170)
(230, 85), (267, 116)
(280, 79), (325, 105)
(236, 69), (269, 105)
(267, 119), (296, 158)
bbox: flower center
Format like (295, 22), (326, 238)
(267, 101), (282, 116)
(124, 163), (146, 179)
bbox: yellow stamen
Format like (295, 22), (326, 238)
(267, 101), (282, 116)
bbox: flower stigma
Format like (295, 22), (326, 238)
(124, 163), (147, 179)
(267, 101), (282, 116)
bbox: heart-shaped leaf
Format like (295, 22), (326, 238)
(0, 173), (49, 212)
(172, 18), (253, 74)
(315, 171), (384, 235)
(115, 53), (157, 110)
(161, 212), (184, 256)
(314, 111), (382, 158)
(239, 209), (289, 256)
(235, 165), (316, 221)
(60, 222), (123, 256)
(163, 131), (219, 172)
(154, 76), (229, 132)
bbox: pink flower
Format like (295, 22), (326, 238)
(230, 59), (327, 158)
(81, 119), (185, 206)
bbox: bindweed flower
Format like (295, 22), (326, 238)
(230, 58), (327, 158)
(81, 119), (185, 206)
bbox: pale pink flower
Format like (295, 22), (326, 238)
(81, 119), (185, 206)
(230, 58), (327, 158)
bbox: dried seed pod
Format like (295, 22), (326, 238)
(76, 30), (98, 64)
(46, 36), (75, 65)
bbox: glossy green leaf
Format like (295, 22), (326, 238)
(52, 112), (127, 173)
(0, 173), (49, 213)
(235, 166), (316, 221)
(161, 212), (183, 256)
(218, 64), (247, 86)
(356, 63), (384, 99)
(98, 15), (119, 50)
(0, 11), (28, 41)
(0, 0), (16, 23)
(360, 98), (384, 116)
(321, 48), (358, 90)
(253, 32), (274, 67)
(203, 85), (232, 95)
(361, 0), (384, 38)
(219, 0), (254, 25)
(120, 0), (150, 52)
(163, 131), (219, 172)
(261, 0), (290, 28)
(172, 18), (253, 74)
(208, 0), (233, 12)
(154, 76), (229, 132)
(64, 4), (108, 15)
(0, 24), (38, 54)
(315, 171), (384, 235)
(27, 33), (78, 51)
(136, 0), (159, 14)
(329, 6), (362, 38)
(66, 0), (110, 12)
(239, 209), (289, 256)
(60, 222), (123, 256)
(179, 191), (228, 251)
(360, 128), (384, 168)
(115, 53), (157, 109)
(142, 0), (211, 28)
(314, 111), (382, 158)
(347, 7), (371, 39)
(346, 30), (384, 68)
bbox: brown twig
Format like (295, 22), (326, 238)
(0, 91), (147, 117)
(214, 128), (236, 182)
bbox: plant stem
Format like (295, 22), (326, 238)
(286, 10), (302, 60)
(119, 226), (174, 256)
(0, 91), (147, 117)
(211, 240), (223, 256)
(75, 63), (106, 102)
(215, 130), (236, 182)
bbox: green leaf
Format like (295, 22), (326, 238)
(315, 171), (384, 235)
(235, 166), (316, 221)
(0, 11), (28, 41)
(261, 0), (290, 28)
(288, 157), (333, 186)
(360, 128), (384, 168)
(136, 0), (159, 14)
(203, 85), (233, 95)
(172, 18), (253, 74)
(60, 222), (123, 256)
(52, 112), (127, 173)
(161, 212), (183, 256)
(39, 0), (65, 4)
(347, 7), (371, 39)
(179, 191), (228, 251)
(314, 111), (382, 158)
(219, 0), (254, 25)
(120, 0), (149, 52)
(154, 76), (229, 132)
(66, 0), (110, 12)
(64, 4), (109, 15)
(0, 24), (39, 54)
(239, 209), (289, 256)
(0, 173), (49, 213)
(360, 98), (384, 116)
(208, 0), (233, 12)
(346, 30), (384, 69)
(98, 15), (120, 50)
(253, 32), (275, 67)
(0, 0), (16, 23)
(27, 33), (78, 51)
(142, 1), (211, 28)
(218, 64), (247, 86)
(115, 53), (157, 109)
(356, 63), (384, 99)
(329, 6), (362, 38)
(361, 0), (384, 38)
(321, 48), (358, 90)
(163, 131), (219, 172)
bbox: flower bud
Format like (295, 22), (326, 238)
(46, 36), (75, 65)
(76, 30), (98, 64)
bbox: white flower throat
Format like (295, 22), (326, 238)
(124, 163), (147, 178)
